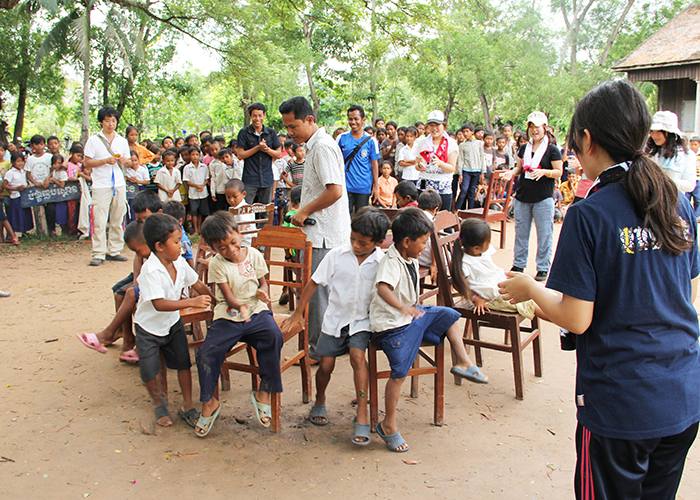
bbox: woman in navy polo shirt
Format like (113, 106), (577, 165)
(500, 80), (700, 499)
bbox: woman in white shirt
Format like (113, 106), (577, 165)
(417, 110), (458, 211)
(645, 111), (696, 193)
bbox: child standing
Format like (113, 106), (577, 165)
(25, 135), (52, 233)
(283, 143), (306, 187)
(483, 131), (496, 182)
(281, 208), (389, 444)
(2, 152), (33, 235)
(493, 136), (511, 171)
(47, 154), (69, 236)
(195, 211), (284, 436)
(145, 149), (162, 191)
(397, 126), (420, 186)
(225, 179), (255, 247)
(155, 151), (182, 203)
(0, 143), (19, 245)
(183, 147), (209, 234)
(370, 208), (488, 452)
(66, 144), (84, 236)
(133, 213), (213, 427)
(376, 161), (398, 208)
(208, 141), (229, 212)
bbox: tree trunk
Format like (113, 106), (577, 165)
(13, 83), (27, 143)
(370, 59), (378, 124)
(305, 63), (320, 122)
(80, 12), (92, 144)
(101, 47), (109, 106)
(599, 0), (636, 67)
(479, 93), (492, 131)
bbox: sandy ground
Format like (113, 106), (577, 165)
(1, 222), (699, 500)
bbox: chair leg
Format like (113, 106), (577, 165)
(271, 392), (281, 433)
(510, 319), (524, 400)
(369, 345), (380, 429)
(434, 344), (444, 426)
(410, 355), (419, 398)
(532, 318), (543, 378)
(246, 345), (260, 391)
(192, 321), (204, 342)
(220, 363), (231, 392)
(473, 319), (483, 367)
(500, 219), (506, 249)
(299, 330), (312, 404)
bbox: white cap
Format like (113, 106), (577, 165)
(527, 111), (548, 128)
(426, 110), (445, 124)
(650, 110), (682, 136)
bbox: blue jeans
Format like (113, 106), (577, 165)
(686, 181), (700, 218)
(455, 171), (481, 210)
(513, 197), (554, 272)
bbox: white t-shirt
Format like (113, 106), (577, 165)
(126, 165), (150, 183)
(183, 162), (209, 199)
(461, 245), (506, 301)
(134, 254), (199, 336)
(419, 135), (458, 182)
(51, 169), (68, 183)
(4, 168), (27, 199)
(83, 131), (130, 189)
(397, 145), (419, 180)
(154, 167), (183, 202)
(25, 154), (52, 184)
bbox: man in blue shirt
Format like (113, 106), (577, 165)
(236, 103), (282, 205)
(337, 105), (380, 214)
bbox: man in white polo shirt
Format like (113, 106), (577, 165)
(83, 107), (132, 266)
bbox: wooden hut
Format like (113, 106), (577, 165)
(613, 3), (700, 136)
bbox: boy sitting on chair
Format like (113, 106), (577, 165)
(194, 211), (284, 437)
(281, 207), (390, 445)
(370, 208), (488, 453)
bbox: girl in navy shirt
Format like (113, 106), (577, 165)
(499, 80), (700, 500)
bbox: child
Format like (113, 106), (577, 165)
(208, 141), (228, 212)
(0, 143), (19, 245)
(47, 153), (69, 236)
(133, 213), (212, 427)
(281, 207), (390, 444)
(376, 128), (388, 145)
(155, 151), (182, 203)
(377, 161), (398, 208)
(559, 171), (579, 207)
(417, 189), (442, 279)
(397, 126), (420, 186)
(24, 135), (52, 232)
(66, 144), (84, 236)
(126, 150), (150, 189)
(145, 147), (162, 191)
(177, 146), (190, 169)
(163, 201), (195, 268)
(493, 136), (510, 171)
(370, 208), (488, 452)
(2, 152), (33, 235)
(194, 211), (284, 436)
(225, 179), (255, 247)
(47, 135), (66, 163)
(76, 161), (93, 239)
(214, 147), (238, 211)
(277, 185), (303, 306)
(394, 180), (419, 208)
(483, 131), (495, 182)
(183, 146), (209, 234)
(283, 143), (305, 187)
(283, 185), (302, 228)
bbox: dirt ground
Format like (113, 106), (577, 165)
(1, 222), (699, 499)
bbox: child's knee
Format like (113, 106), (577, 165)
(349, 349), (367, 370)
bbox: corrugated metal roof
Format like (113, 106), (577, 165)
(613, 3), (700, 71)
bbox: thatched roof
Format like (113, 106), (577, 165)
(614, 3), (700, 71)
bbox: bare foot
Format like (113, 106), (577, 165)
(157, 415), (173, 427)
(96, 329), (122, 346)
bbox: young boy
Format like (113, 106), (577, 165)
(24, 135), (52, 232)
(145, 146), (162, 191)
(225, 179), (255, 247)
(397, 126), (420, 186)
(163, 200), (195, 268)
(417, 189), (442, 280)
(483, 131), (495, 182)
(183, 146), (210, 234)
(194, 211), (284, 436)
(394, 180), (419, 208)
(209, 141), (229, 212)
(456, 124), (485, 210)
(377, 161), (398, 208)
(134, 213), (212, 427)
(370, 208), (488, 452)
(283, 143), (305, 187)
(281, 207), (389, 443)
(154, 151), (182, 203)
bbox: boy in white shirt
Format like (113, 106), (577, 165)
(182, 147), (209, 234)
(154, 151), (182, 202)
(224, 179), (256, 247)
(398, 126), (421, 186)
(24, 135), (53, 232)
(133, 213), (213, 427)
(282, 207), (390, 445)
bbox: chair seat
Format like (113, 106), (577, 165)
(460, 208), (506, 220)
(180, 306), (213, 324)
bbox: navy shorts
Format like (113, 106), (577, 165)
(134, 318), (191, 382)
(112, 273), (134, 296)
(375, 305), (460, 379)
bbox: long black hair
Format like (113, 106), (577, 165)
(568, 80), (692, 256)
(451, 219), (492, 301)
(645, 130), (689, 159)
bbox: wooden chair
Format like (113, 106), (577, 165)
(458, 174), (514, 249)
(431, 214), (542, 400)
(229, 202), (275, 242)
(378, 207), (400, 221)
(219, 225), (313, 432)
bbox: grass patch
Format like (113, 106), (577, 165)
(0, 232), (89, 252)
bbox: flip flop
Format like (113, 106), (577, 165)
(250, 391), (272, 428)
(155, 403), (172, 427)
(178, 407), (201, 428)
(119, 349), (139, 363)
(76, 333), (107, 354)
(376, 421), (410, 453)
(450, 365), (489, 384)
(309, 405), (328, 426)
(352, 418), (371, 446)
(194, 403), (222, 437)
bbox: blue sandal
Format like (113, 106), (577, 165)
(451, 365), (489, 384)
(194, 403), (221, 437)
(250, 391), (272, 428)
(352, 418), (371, 446)
(376, 421), (410, 453)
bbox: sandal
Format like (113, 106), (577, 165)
(250, 391), (272, 428)
(155, 402), (172, 427)
(11, 237), (19, 246)
(194, 402), (221, 437)
(309, 405), (328, 426)
(178, 407), (200, 428)
(76, 333), (107, 354)
(450, 365), (489, 384)
(376, 421), (410, 453)
(119, 349), (139, 363)
(352, 418), (371, 446)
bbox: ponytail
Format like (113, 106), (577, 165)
(451, 239), (470, 301)
(625, 154), (692, 256)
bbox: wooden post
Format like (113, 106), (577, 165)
(694, 79), (700, 137)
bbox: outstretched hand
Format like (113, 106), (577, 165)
(498, 272), (537, 304)
(280, 311), (303, 333)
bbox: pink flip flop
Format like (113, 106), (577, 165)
(77, 333), (107, 354)
(119, 349), (139, 363)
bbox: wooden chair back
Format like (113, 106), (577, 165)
(378, 207), (400, 221)
(229, 202), (275, 238)
(458, 174), (514, 249)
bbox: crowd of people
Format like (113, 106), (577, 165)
(3, 81), (700, 498)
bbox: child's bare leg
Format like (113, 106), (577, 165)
(382, 377), (409, 451)
(144, 378), (171, 426)
(349, 348), (369, 427)
(445, 321), (488, 381)
(95, 289), (135, 345)
(177, 368), (194, 412)
(2, 221), (15, 240)
(313, 356), (335, 424)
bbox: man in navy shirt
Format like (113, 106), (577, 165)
(337, 105), (380, 214)
(236, 103), (282, 205)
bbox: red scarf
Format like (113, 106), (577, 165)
(420, 135), (449, 164)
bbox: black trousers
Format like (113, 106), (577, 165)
(575, 422), (698, 500)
